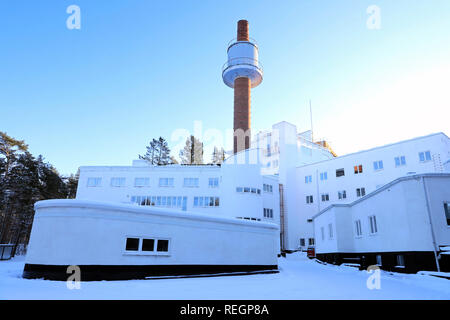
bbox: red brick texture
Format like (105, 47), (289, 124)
(234, 77), (251, 153)
(237, 20), (249, 41)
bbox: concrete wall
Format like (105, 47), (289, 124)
(26, 200), (279, 267)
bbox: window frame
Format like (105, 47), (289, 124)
(123, 236), (171, 256)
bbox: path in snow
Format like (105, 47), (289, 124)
(1, 253), (449, 300)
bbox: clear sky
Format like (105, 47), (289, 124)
(1, 1), (449, 175)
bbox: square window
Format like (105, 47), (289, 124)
(336, 169), (345, 177)
(125, 238), (139, 251)
(142, 239), (155, 251)
(157, 239), (169, 252)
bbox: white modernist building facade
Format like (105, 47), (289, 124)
(75, 123), (450, 257)
(312, 173), (450, 273)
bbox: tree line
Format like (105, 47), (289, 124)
(139, 135), (226, 165)
(0, 132), (78, 251)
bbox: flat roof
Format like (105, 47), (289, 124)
(297, 132), (448, 169)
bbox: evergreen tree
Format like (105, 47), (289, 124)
(65, 169), (80, 199)
(179, 135), (204, 165)
(211, 146), (226, 164)
(139, 137), (172, 165)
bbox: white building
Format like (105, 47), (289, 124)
(312, 173), (450, 273)
(291, 132), (450, 252)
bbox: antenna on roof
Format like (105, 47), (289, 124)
(309, 100), (314, 142)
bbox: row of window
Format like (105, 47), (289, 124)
(263, 184), (274, 193)
(193, 196), (220, 207)
(237, 217), (261, 221)
(125, 237), (169, 253)
(304, 151), (433, 183)
(263, 208), (274, 218)
(299, 238), (315, 247)
(131, 195), (187, 209)
(236, 187), (261, 195)
(306, 188), (366, 204)
(87, 177), (220, 188)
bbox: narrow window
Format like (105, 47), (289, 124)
(444, 202), (450, 226)
(354, 165), (363, 174)
(376, 255), (382, 266)
(369, 215), (378, 234)
(328, 224), (333, 239)
(373, 160), (383, 171)
(396, 255), (405, 267)
(125, 238), (139, 251)
(308, 238), (315, 246)
(321, 227), (325, 241)
(300, 238), (305, 247)
(142, 239), (155, 251)
(157, 239), (169, 252)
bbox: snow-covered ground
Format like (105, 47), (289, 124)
(1, 252), (449, 300)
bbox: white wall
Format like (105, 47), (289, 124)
(314, 174), (450, 255)
(293, 133), (450, 251)
(26, 200), (279, 267)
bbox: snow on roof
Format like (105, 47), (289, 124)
(34, 199), (279, 230)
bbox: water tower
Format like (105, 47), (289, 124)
(222, 20), (263, 154)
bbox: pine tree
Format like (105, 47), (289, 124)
(179, 135), (204, 165)
(212, 146), (226, 164)
(139, 137), (172, 165)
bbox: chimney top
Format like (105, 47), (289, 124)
(237, 20), (249, 41)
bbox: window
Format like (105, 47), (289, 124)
(159, 178), (174, 187)
(444, 202), (450, 226)
(111, 177), (126, 187)
(300, 238), (305, 247)
(142, 239), (155, 251)
(373, 160), (383, 171)
(396, 255), (405, 267)
(236, 187), (243, 192)
(395, 156), (406, 167)
(419, 151), (432, 162)
(263, 184), (273, 193)
(321, 227), (325, 241)
(193, 196), (220, 207)
(306, 195), (313, 204)
(208, 178), (219, 188)
(356, 188), (366, 197)
(369, 215), (378, 234)
(183, 178), (199, 187)
(336, 169), (345, 177)
(134, 177), (150, 187)
(338, 190), (347, 200)
(157, 239), (169, 252)
(354, 165), (363, 174)
(321, 194), (330, 202)
(244, 187), (250, 193)
(320, 172), (328, 181)
(308, 238), (315, 246)
(87, 177), (102, 187)
(376, 255), (382, 266)
(125, 238), (139, 251)
(305, 175), (312, 184)
(355, 220), (362, 237)
(328, 223), (333, 239)
(263, 208), (274, 218)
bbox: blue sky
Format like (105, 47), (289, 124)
(1, 1), (449, 175)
